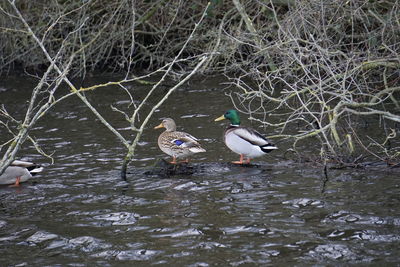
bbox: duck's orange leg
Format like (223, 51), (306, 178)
(232, 154), (244, 164)
(10, 176), (21, 187)
(170, 156), (177, 164)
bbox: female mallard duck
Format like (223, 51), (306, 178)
(0, 160), (43, 186)
(215, 109), (277, 164)
(154, 118), (206, 164)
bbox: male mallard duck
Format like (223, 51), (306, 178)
(215, 109), (277, 164)
(154, 118), (206, 164)
(0, 160), (43, 186)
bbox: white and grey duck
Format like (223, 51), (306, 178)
(154, 118), (206, 164)
(0, 160), (43, 186)
(215, 109), (277, 164)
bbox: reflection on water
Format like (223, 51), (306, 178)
(0, 75), (399, 265)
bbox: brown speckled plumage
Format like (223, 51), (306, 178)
(155, 118), (206, 163)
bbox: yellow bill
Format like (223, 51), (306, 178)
(214, 115), (226, 122)
(154, 122), (164, 129)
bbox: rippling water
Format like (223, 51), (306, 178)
(1, 75), (399, 266)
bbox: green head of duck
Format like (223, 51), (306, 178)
(215, 109), (241, 126)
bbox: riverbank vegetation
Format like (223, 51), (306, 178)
(1, 0), (399, 174)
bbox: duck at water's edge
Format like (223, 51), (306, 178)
(0, 160), (43, 186)
(155, 118), (206, 164)
(215, 109), (277, 164)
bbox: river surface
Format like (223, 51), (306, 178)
(0, 75), (399, 266)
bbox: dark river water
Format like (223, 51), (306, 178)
(0, 75), (399, 266)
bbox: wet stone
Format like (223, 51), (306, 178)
(142, 159), (268, 178)
(143, 159), (195, 177)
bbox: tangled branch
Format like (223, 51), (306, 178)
(227, 0), (400, 166)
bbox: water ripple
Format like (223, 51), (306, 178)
(26, 231), (58, 244)
(93, 212), (140, 226)
(92, 249), (161, 261)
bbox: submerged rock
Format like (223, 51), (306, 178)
(143, 159), (196, 177)
(142, 158), (267, 178)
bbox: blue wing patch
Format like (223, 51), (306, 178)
(173, 140), (184, 146)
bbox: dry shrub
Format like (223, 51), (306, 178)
(1, 0), (399, 166)
(227, 0), (400, 166)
